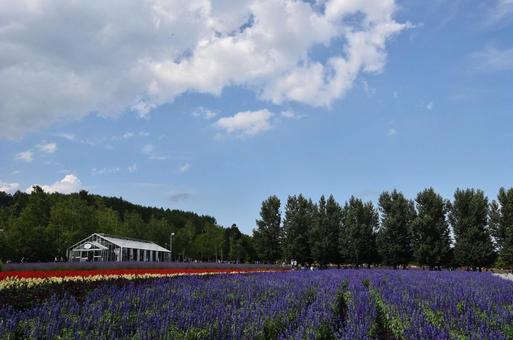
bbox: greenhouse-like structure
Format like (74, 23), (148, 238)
(67, 233), (171, 262)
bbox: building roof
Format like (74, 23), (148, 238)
(97, 233), (171, 252)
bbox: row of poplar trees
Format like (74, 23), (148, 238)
(252, 187), (513, 270)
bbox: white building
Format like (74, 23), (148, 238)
(67, 233), (171, 262)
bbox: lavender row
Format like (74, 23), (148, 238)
(2, 270), (513, 339)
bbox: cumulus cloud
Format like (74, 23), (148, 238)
(0, 181), (20, 193)
(215, 109), (273, 137)
(27, 174), (83, 194)
(15, 151), (33, 162)
(0, 0), (408, 138)
(37, 142), (57, 154)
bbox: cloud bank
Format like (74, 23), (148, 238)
(0, 0), (408, 138)
(26, 174), (84, 194)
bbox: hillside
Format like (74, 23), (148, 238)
(0, 187), (255, 263)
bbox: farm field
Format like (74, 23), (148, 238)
(1, 269), (513, 339)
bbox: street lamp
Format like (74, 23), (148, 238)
(169, 232), (175, 262)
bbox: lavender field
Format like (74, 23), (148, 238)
(1, 269), (513, 339)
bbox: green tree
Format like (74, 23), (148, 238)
(96, 206), (122, 235)
(174, 221), (196, 261)
(123, 210), (145, 239)
(312, 195), (341, 267)
(0, 207), (9, 261)
(283, 194), (316, 265)
(377, 190), (416, 269)
(253, 195), (282, 263)
(489, 187), (513, 268)
(8, 187), (52, 261)
(223, 224), (244, 262)
(411, 188), (452, 269)
(339, 196), (379, 268)
(449, 188), (495, 270)
(47, 197), (98, 258)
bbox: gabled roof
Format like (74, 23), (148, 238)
(79, 241), (108, 250)
(97, 233), (170, 252)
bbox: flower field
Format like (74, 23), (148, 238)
(1, 270), (513, 339)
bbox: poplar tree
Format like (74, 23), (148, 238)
(411, 188), (451, 269)
(377, 190), (416, 269)
(283, 194), (316, 265)
(449, 188), (495, 270)
(339, 196), (379, 268)
(490, 187), (513, 268)
(253, 195), (282, 262)
(311, 195), (341, 267)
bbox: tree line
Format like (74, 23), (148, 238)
(2, 186), (513, 270)
(253, 188), (513, 270)
(0, 187), (254, 263)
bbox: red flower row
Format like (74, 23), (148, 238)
(0, 268), (270, 281)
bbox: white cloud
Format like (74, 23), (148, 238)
(193, 107), (217, 120)
(92, 167), (120, 176)
(142, 144), (167, 160)
(111, 131), (149, 141)
(0, 181), (20, 193)
(0, 0), (408, 138)
(15, 151), (33, 162)
(131, 99), (157, 119)
(128, 164), (137, 173)
(27, 174), (83, 194)
(471, 46), (513, 72)
(59, 133), (76, 141)
(122, 132), (135, 139)
(426, 101), (434, 110)
(362, 79), (376, 96)
(37, 142), (57, 154)
(179, 162), (190, 173)
(215, 109), (274, 137)
(387, 128), (397, 136)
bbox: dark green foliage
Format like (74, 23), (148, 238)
(340, 196), (379, 267)
(283, 195), (317, 265)
(449, 188), (495, 270)
(490, 188), (513, 268)
(0, 188), (249, 263)
(333, 279), (350, 329)
(0, 278), (147, 311)
(411, 188), (452, 269)
(312, 195), (342, 267)
(253, 195), (282, 263)
(377, 191), (416, 269)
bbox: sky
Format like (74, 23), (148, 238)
(0, 0), (512, 234)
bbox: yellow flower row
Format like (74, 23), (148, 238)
(0, 270), (274, 290)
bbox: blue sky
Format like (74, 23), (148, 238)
(1, 0), (512, 234)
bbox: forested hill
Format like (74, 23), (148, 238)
(0, 187), (255, 263)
